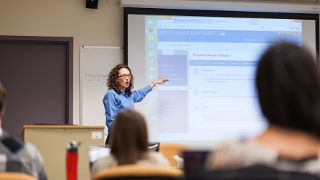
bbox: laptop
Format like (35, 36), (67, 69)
(183, 150), (210, 176)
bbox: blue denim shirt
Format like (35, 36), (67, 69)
(103, 85), (152, 133)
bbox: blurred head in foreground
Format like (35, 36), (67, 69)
(205, 42), (320, 172)
(256, 41), (320, 137)
(110, 109), (148, 165)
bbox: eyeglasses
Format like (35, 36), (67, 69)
(118, 74), (132, 79)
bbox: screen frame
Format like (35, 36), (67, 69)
(124, 7), (319, 64)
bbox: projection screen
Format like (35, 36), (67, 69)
(125, 7), (319, 143)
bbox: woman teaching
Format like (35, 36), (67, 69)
(103, 64), (168, 144)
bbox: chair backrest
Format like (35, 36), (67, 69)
(0, 172), (36, 180)
(93, 164), (183, 180)
(159, 143), (191, 167)
(186, 165), (320, 180)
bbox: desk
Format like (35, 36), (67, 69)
(23, 125), (105, 180)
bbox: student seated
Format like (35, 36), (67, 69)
(91, 109), (169, 177)
(0, 82), (47, 180)
(205, 42), (320, 176)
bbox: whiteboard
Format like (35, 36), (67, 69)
(80, 46), (123, 132)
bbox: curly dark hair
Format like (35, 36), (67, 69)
(107, 64), (133, 95)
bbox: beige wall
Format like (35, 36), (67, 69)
(1, 0), (319, 126)
(0, 0), (123, 124)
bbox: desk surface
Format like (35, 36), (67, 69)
(23, 125), (105, 180)
(23, 125), (105, 129)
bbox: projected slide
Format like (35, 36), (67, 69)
(128, 14), (316, 142)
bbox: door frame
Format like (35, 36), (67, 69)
(0, 35), (73, 123)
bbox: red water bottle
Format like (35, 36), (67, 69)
(66, 141), (79, 180)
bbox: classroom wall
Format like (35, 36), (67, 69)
(0, 0), (123, 125)
(1, 0), (319, 127)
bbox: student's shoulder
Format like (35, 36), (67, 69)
(0, 131), (24, 153)
(23, 143), (43, 158)
(205, 140), (277, 170)
(92, 155), (118, 175)
(143, 151), (170, 166)
(95, 154), (117, 166)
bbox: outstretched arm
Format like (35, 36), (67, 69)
(150, 75), (168, 88)
(133, 75), (168, 102)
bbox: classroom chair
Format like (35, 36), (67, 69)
(93, 164), (183, 180)
(186, 165), (320, 180)
(0, 172), (36, 180)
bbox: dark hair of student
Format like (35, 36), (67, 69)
(110, 109), (148, 165)
(107, 64), (134, 95)
(256, 41), (320, 137)
(0, 82), (6, 114)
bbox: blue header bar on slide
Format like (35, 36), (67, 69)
(157, 29), (302, 43)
